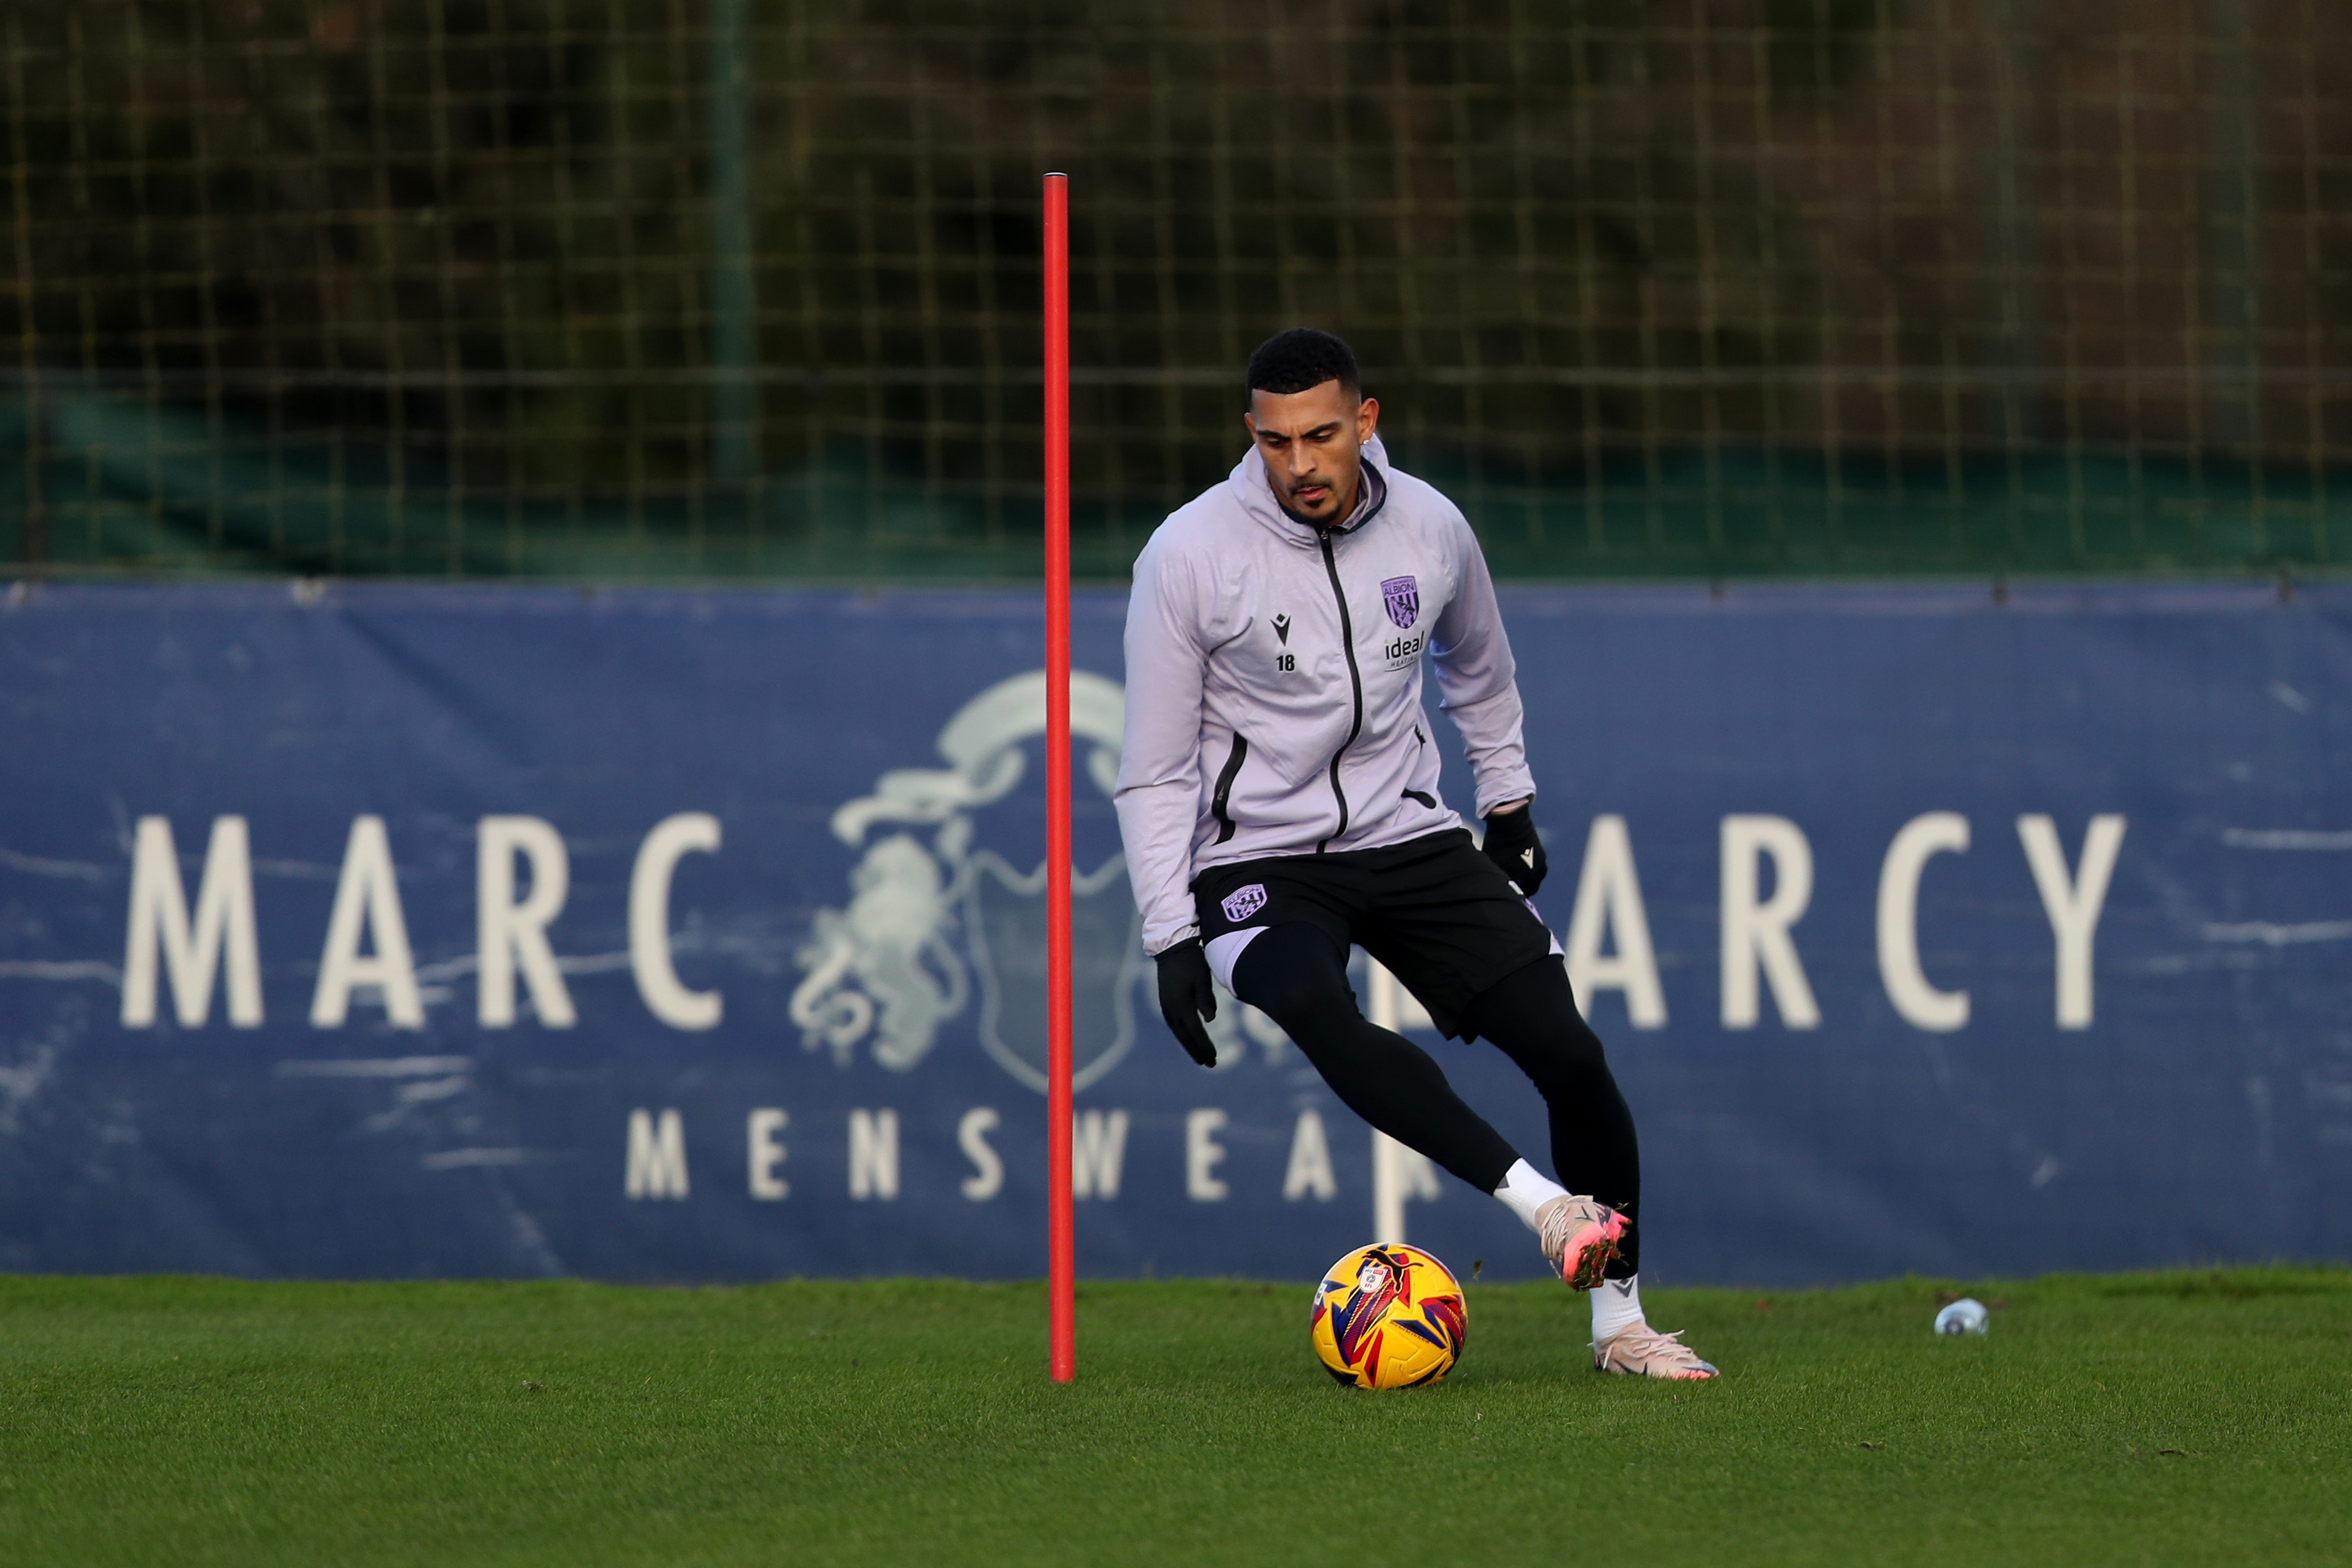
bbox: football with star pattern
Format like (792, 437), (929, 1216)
(1310, 1243), (1468, 1389)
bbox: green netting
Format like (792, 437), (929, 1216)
(6, 388), (2332, 579)
(4, 2), (2348, 580)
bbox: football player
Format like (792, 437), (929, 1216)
(1116, 329), (1716, 1380)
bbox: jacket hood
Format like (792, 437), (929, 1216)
(1227, 434), (1393, 549)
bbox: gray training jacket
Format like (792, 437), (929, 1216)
(1114, 435), (1538, 956)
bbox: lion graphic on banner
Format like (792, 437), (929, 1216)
(790, 670), (1290, 1087)
(789, 670), (1140, 1088)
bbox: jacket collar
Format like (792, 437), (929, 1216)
(1229, 434), (1393, 548)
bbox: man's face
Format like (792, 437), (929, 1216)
(1244, 381), (1380, 525)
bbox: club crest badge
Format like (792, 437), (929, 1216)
(1220, 883), (1268, 924)
(1382, 575), (1420, 630)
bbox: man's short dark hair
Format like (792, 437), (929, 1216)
(1247, 329), (1361, 402)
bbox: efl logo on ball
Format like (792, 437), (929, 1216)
(1220, 883), (1268, 923)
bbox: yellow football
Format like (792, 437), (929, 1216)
(1310, 1242), (1468, 1389)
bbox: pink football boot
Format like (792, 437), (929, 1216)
(1532, 1193), (1628, 1290)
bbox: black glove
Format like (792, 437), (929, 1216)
(1154, 939), (1220, 1067)
(1481, 805), (1547, 897)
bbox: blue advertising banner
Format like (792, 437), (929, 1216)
(1, 580), (2346, 1286)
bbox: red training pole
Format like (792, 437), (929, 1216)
(1042, 170), (1076, 1384)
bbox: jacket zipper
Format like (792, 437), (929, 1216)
(1316, 530), (1364, 852)
(1210, 734), (1249, 843)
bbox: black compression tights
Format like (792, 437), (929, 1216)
(1230, 922), (1643, 1274)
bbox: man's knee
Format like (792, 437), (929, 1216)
(1468, 957), (1615, 1086)
(1230, 924), (1354, 1029)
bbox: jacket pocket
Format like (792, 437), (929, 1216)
(1210, 734), (1250, 844)
(1403, 730), (1435, 809)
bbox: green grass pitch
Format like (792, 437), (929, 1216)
(0, 1268), (2345, 1566)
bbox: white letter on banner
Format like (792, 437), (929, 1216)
(1072, 1110), (1129, 1199)
(1282, 1109), (1337, 1201)
(2018, 814), (2127, 1028)
(626, 1108), (689, 1199)
(311, 815), (424, 1028)
(630, 813), (722, 1030)
(958, 1108), (1004, 1201)
(747, 1108), (789, 1201)
(477, 816), (575, 1028)
(849, 1108), (900, 1201)
(1186, 1108), (1230, 1202)
(122, 815), (263, 1028)
(1877, 812), (1971, 1031)
(1562, 814), (1668, 1028)
(1719, 815), (1821, 1030)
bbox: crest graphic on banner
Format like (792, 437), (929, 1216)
(790, 670), (1145, 1090)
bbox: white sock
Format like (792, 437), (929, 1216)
(1490, 1158), (1570, 1231)
(1592, 1273), (1644, 1342)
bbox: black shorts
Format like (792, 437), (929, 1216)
(1191, 827), (1560, 1040)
